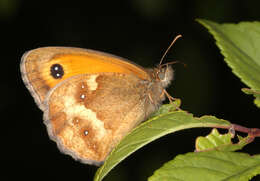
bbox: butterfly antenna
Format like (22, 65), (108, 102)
(159, 34), (182, 66)
(160, 61), (186, 68)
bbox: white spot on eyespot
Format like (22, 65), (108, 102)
(56, 73), (60, 77)
(86, 75), (98, 91)
(81, 84), (85, 89)
(54, 66), (59, 71)
(80, 94), (85, 99)
(84, 130), (89, 136)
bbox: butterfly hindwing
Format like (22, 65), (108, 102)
(43, 73), (151, 165)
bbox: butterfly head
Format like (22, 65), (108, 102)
(152, 64), (174, 88)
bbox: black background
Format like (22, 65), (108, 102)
(1, 0), (260, 180)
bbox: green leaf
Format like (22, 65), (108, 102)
(197, 19), (260, 108)
(149, 151), (260, 181)
(94, 104), (230, 181)
(150, 99), (181, 117)
(195, 128), (251, 152)
(242, 88), (260, 107)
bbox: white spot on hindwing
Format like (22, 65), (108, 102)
(80, 94), (85, 99)
(63, 94), (106, 140)
(84, 130), (89, 136)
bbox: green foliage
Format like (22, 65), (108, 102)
(149, 99), (181, 117)
(196, 128), (250, 152)
(197, 19), (260, 108)
(149, 151), (260, 181)
(242, 88), (260, 107)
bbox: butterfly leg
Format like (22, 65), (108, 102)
(160, 89), (174, 103)
(148, 93), (154, 104)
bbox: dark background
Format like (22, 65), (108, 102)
(1, 0), (260, 180)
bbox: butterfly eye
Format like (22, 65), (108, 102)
(50, 64), (64, 79)
(158, 69), (166, 80)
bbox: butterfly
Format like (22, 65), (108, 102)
(20, 36), (180, 166)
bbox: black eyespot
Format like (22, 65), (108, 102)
(50, 64), (64, 79)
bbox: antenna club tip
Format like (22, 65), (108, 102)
(176, 34), (183, 39)
(159, 34), (183, 65)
